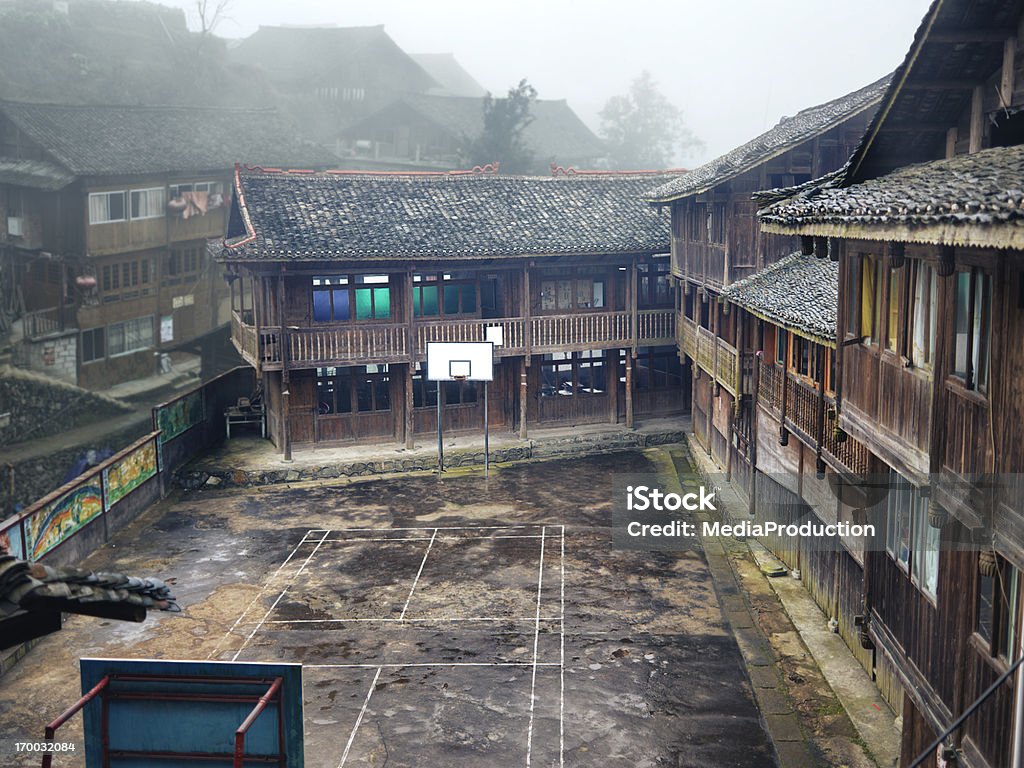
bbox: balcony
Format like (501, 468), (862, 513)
(672, 238), (726, 288)
(678, 315), (750, 397)
(22, 304), (77, 340)
(231, 309), (677, 370)
(758, 358), (871, 476)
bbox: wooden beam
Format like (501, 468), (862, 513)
(1001, 36), (1016, 108)
(519, 358), (528, 439)
(945, 127), (958, 159)
(969, 85), (985, 153)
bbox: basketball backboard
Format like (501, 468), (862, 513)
(426, 342), (494, 381)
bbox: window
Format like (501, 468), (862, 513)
(540, 278), (606, 311)
(313, 275), (390, 323)
(107, 316), (154, 356)
(443, 378), (478, 405)
(845, 255), (861, 337)
(910, 262), (937, 369)
(954, 268), (992, 391)
(540, 351), (606, 397)
(979, 559), (1022, 662)
(860, 256), (881, 344)
(316, 366), (390, 414)
(885, 470), (938, 598)
(412, 273), (478, 317)
(634, 346), (683, 390)
(130, 188), (166, 220)
(637, 262), (672, 308)
(81, 327), (105, 363)
(775, 328), (788, 366)
(101, 258), (154, 302)
(411, 363), (439, 408)
(1000, 567), (1020, 663)
(169, 181), (223, 197)
(88, 191), (127, 224)
(886, 269), (899, 352)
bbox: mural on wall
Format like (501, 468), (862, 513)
(156, 390), (204, 443)
(0, 519), (26, 559)
(103, 440), (158, 510)
(24, 482), (103, 560)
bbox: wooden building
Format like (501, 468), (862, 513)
(758, 0), (1024, 763)
(644, 76), (888, 475)
(0, 101), (335, 389)
(217, 167), (684, 457)
(339, 94), (605, 173)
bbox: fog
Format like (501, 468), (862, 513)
(160, 0), (933, 165)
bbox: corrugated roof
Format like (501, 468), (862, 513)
(721, 252), (837, 343)
(645, 76), (891, 203)
(220, 168), (679, 262)
(0, 101), (338, 177)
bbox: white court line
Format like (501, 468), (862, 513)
(337, 665), (381, 768)
(323, 525), (543, 532)
(259, 616), (561, 625)
(399, 528), (438, 621)
(230, 529), (331, 662)
(317, 534), (546, 543)
(560, 524), (566, 768)
(207, 529), (314, 659)
(525, 525), (547, 768)
(309, 662), (562, 669)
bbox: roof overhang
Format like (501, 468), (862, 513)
(760, 219), (1024, 250)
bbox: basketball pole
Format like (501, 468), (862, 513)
(484, 380), (489, 479)
(437, 388), (443, 473)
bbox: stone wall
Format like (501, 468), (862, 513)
(16, 331), (78, 384)
(0, 364), (133, 445)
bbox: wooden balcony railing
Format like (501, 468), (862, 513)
(23, 305), (76, 339)
(231, 309), (676, 369)
(757, 358), (870, 475)
(942, 382), (990, 477)
(679, 316), (740, 395)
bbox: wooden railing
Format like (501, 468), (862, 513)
(943, 382), (990, 477)
(757, 358), (871, 475)
(23, 305), (76, 339)
(682, 241), (726, 287)
(231, 309), (677, 368)
(679, 316), (740, 395)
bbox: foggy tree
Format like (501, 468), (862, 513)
(599, 71), (703, 169)
(465, 79), (537, 174)
(194, 0), (232, 36)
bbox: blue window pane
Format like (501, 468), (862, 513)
(313, 289), (331, 322)
(333, 289), (349, 320)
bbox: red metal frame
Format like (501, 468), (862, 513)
(40, 673), (286, 768)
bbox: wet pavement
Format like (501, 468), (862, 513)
(0, 449), (776, 768)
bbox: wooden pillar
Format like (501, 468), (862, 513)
(405, 363), (415, 449)
(624, 354), (634, 429)
(519, 358), (528, 439)
(815, 343), (826, 475)
(251, 275), (262, 376)
(749, 320), (763, 515)
(607, 348), (619, 424)
(522, 264), (531, 364)
(405, 270), (416, 450)
(278, 273), (291, 462)
(969, 85), (984, 154)
(630, 258), (639, 358)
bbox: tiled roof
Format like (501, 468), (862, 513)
(0, 158), (75, 190)
(757, 145), (1024, 247)
(410, 54), (487, 97)
(721, 252), (837, 342)
(221, 168), (679, 262)
(644, 76), (890, 203)
(0, 553), (178, 645)
(346, 94), (606, 164)
(0, 101), (337, 177)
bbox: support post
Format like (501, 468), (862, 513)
(437, 387), (443, 473)
(624, 354), (634, 429)
(278, 273), (291, 462)
(484, 381), (489, 478)
(519, 359), (528, 439)
(405, 363), (415, 450)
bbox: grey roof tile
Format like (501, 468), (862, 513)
(0, 101), (337, 177)
(721, 252), (837, 342)
(758, 144), (1024, 235)
(0, 158), (75, 190)
(644, 76), (890, 203)
(222, 169), (679, 262)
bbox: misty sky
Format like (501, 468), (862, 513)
(165, 0), (933, 166)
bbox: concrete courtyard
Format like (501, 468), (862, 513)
(0, 449), (777, 768)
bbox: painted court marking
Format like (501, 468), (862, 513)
(228, 525), (567, 767)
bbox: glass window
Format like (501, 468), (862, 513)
(130, 188), (166, 220)
(88, 191), (127, 224)
(886, 269), (899, 352)
(977, 571), (995, 644)
(775, 329), (788, 366)
(885, 472), (912, 570)
(860, 256), (881, 344)
(954, 269), (992, 390)
(81, 327), (105, 363)
(886, 469), (939, 598)
(911, 262), (937, 369)
(316, 366), (389, 414)
(1000, 568), (1020, 663)
(312, 277), (353, 322)
(107, 316), (153, 356)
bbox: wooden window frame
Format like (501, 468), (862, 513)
(412, 273), (479, 318)
(316, 365), (391, 415)
(540, 351), (607, 397)
(88, 190), (127, 225)
(312, 275), (392, 324)
(952, 267), (992, 393)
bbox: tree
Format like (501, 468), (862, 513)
(599, 71), (703, 169)
(464, 79), (538, 174)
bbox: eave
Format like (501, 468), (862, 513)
(759, 219), (1024, 250)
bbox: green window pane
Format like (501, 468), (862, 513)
(373, 287), (390, 319)
(355, 287), (373, 320)
(422, 285), (438, 316)
(444, 284), (460, 315)
(461, 284), (476, 313)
